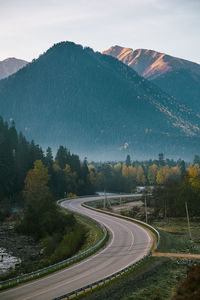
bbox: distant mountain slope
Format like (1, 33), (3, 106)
(0, 42), (199, 160)
(103, 46), (200, 113)
(153, 68), (200, 114)
(0, 57), (28, 80)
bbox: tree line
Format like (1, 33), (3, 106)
(88, 154), (200, 217)
(0, 116), (94, 214)
(88, 154), (187, 193)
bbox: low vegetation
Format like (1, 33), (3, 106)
(61, 208), (105, 253)
(154, 218), (200, 254)
(79, 257), (198, 300)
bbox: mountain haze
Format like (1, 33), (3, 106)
(0, 57), (28, 80)
(103, 46), (200, 113)
(0, 42), (199, 160)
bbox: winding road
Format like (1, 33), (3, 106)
(0, 195), (153, 300)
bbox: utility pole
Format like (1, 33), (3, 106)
(185, 202), (192, 239)
(107, 197), (112, 208)
(120, 193), (122, 206)
(104, 189), (106, 209)
(145, 194), (148, 224)
(164, 198), (167, 220)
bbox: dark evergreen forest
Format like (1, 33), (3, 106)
(0, 115), (93, 212)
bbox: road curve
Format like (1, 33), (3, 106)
(0, 195), (153, 300)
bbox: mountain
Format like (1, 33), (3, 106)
(0, 57), (28, 80)
(0, 42), (199, 160)
(103, 46), (200, 113)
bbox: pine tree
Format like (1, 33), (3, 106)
(45, 147), (54, 169)
(125, 154), (131, 167)
(8, 121), (18, 151)
(158, 153), (165, 166)
(0, 137), (14, 197)
(179, 160), (186, 176)
(55, 146), (70, 169)
(193, 154), (200, 166)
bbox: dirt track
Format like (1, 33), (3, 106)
(153, 252), (200, 259)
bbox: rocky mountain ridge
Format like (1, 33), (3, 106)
(103, 45), (200, 80)
(0, 57), (28, 80)
(103, 45), (200, 114)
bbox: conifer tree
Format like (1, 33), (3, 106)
(125, 154), (131, 167)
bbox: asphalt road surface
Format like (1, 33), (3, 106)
(0, 195), (153, 300)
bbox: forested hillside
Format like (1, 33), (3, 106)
(153, 68), (200, 113)
(0, 42), (200, 160)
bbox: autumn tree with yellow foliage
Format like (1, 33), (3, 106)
(17, 159), (86, 264)
(23, 160), (51, 203)
(153, 164), (200, 217)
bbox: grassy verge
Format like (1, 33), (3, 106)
(153, 218), (200, 254)
(78, 257), (198, 300)
(61, 208), (105, 253)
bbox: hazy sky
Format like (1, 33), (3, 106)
(0, 0), (200, 63)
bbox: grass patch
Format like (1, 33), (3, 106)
(153, 218), (200, 254)
(78, 257), (196, 300)
(71, 212), (105, 252)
